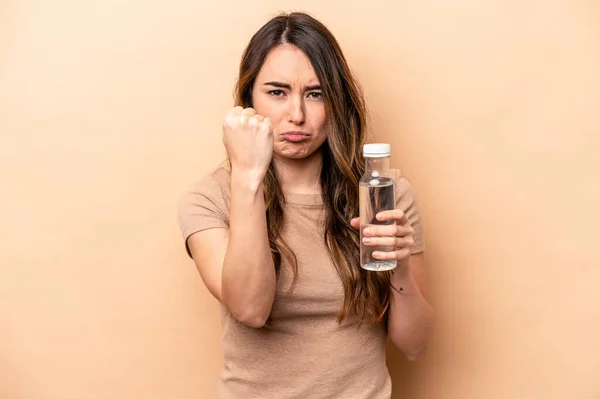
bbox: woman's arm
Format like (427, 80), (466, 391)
(353, 209), (434, 360)
(387, 253), (434, 360)
(187, 107), (276, 328)
(187, 172), (276, 328)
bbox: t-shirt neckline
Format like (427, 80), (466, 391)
(283, 191), (323, 206)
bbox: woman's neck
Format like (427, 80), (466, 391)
(273, 150), (322, 195)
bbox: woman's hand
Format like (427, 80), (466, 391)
(350, 210), (415, 261)
(222, 106), (273, 182)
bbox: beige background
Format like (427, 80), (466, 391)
(1, 0), (599, 398)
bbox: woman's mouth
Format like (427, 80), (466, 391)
(282, 131), (309, 142)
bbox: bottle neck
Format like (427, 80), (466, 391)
(365, 156), (390, 173)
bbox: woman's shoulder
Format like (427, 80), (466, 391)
(178, 164), (231, 213)
(177, 164), (231, 249)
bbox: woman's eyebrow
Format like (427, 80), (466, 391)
(263, 81), (321, 91)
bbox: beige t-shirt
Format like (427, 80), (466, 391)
(178, 167), (424, 399)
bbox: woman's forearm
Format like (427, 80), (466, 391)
(387, 261), (434, 360)
(221, 170), (276, 328)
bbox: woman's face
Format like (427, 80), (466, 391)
(252, 44), (328, 160)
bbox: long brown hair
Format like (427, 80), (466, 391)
(233, 12), (392, 324)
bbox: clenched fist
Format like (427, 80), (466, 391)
(222, 106), (273, 182)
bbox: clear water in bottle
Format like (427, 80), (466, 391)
(360, 176), (397, 271)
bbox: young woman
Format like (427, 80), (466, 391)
(178, 11), (433, 398)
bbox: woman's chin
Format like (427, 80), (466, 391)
(274, 143), (320, 160)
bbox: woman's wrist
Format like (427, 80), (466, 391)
(390, 264), (418, 296)
(230, 168), (265, 194)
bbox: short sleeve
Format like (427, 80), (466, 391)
(178, 167), (231, 258)
(393, 171), (425, 254)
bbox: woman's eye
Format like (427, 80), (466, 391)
(308, 92), (323, 99)
(268, 90), (284, 97)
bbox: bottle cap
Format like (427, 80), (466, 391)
(363, 143), (391, 158)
